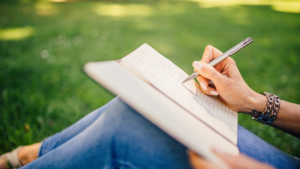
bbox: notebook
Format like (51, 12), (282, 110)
(84, 44), (239, 169)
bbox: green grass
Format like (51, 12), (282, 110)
(0, 0), (299, 158)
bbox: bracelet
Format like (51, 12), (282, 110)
(251, 92), (280, 124)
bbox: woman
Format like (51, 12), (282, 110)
(1, 46), (300, 169)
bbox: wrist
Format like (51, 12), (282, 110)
(244, 91), (267, 115)
(249, 92), (267, 112)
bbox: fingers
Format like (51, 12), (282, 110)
(188, 151), (220, 169)
(212, 149), (275, 169)
(201, 45), (223, 63)
(212, 149), (238, 167)
(189, 149), (273, 169)
(201, 45), (230, 73)
(193, 61), (225, 91)
(196, 75), (219, 96)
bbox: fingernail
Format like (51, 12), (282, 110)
(193, 61), (203, 71)
(209, 46), (213, 56)
(210, 91), (219, 95)
(200, 82), (207, 90)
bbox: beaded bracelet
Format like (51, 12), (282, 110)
(251, 92), (280, 124)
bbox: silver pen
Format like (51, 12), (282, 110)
(182, 37), (253, 84)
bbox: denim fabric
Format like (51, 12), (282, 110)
(21, 97), (300, 169)
(237, 125), (300, 168)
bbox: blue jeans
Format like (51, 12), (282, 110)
(21, 97), (300, 169)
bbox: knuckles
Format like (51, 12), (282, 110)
(222, 78), (233, 88)
(209, 67), (218, 77)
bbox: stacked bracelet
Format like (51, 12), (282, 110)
(251, 92), (280, 124)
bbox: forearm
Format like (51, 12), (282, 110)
(270, 100), (300, 138)
(251, 94), (300, 138)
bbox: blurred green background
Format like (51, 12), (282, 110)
(1, 0), (299, 158)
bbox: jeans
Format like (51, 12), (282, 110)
(21, 97), (300, 169)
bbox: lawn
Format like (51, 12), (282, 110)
(0, 0), (299, 158)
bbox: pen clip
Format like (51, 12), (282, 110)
(229, 37), (253, 56)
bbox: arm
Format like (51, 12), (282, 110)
(260, 99), (300, 138)
(193, 45), (300, 138)
(189, 45), (300, 169)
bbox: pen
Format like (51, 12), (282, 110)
(182, 37), (253, 84)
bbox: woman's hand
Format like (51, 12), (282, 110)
(193, 45), (267, 113)
(189, 150), (274, 169)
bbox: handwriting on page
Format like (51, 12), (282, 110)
(122, 44), (237, 141)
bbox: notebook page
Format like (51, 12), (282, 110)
(122, 44), (238, 143)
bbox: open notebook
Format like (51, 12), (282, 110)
(84, 44), (239, 169)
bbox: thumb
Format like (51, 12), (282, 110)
(193, 61), (224, 85)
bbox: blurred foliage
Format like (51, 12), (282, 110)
(0, 0), (299, 159)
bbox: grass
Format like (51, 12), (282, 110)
(0, 0), (299, 158)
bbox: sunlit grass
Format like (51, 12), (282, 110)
(35, 1), (58, 15)
(272, 1), (300, 13)
(186, 0), (300, 13)
(50, 0), (68, 2)
(95, 4), (154, 17)
(0, 26), (34, 41)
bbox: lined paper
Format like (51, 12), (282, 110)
(121, 44), (237, 143)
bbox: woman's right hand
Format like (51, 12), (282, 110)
(193, 45), (267, 114)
